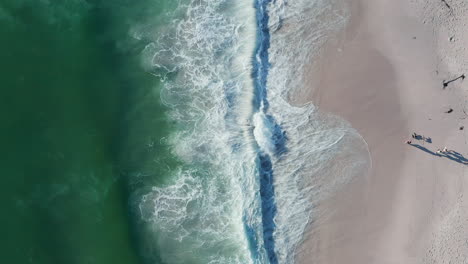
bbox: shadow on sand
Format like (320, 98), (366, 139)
(409, 143), (468, 165)
(413, 134), (431, 143)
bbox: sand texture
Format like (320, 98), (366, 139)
(296, 0), (468, 263)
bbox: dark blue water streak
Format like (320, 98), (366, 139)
(252, 0), (271, 111)
(245, 0), (287, 263)
(258, 154), (278, 264)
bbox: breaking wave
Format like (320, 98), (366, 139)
(135, 0), (371, 263)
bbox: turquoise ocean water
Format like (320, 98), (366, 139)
(0, 0), (370, 263)
(0, 1), (176, 263)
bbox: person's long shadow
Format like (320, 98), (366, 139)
(409, 144), (468, 165)
(445, 151), (468, 164)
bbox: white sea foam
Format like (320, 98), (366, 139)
(136, 0), (371, 263)
(253, 107), (277, 157)
(137, 0), (263, 263)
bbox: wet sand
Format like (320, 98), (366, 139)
(297, 0), (468, 263)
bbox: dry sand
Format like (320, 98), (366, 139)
(296, 0), (468, 263)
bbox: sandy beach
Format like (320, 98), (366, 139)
(297, 0), (468, 263)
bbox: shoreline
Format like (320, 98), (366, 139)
(296, 0), (468, 263)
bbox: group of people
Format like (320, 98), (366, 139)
(405, 133), (453, 155)
(405, 132), (430, 144)
(436, 147), (450, 154)
(405, 132), (467, 164)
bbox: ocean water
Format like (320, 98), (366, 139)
(138, 0), (370, 264)
(0, 0), (175, 263)
(1, 0), (370, 263)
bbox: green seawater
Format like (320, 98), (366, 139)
(0, 1), (177, 263)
